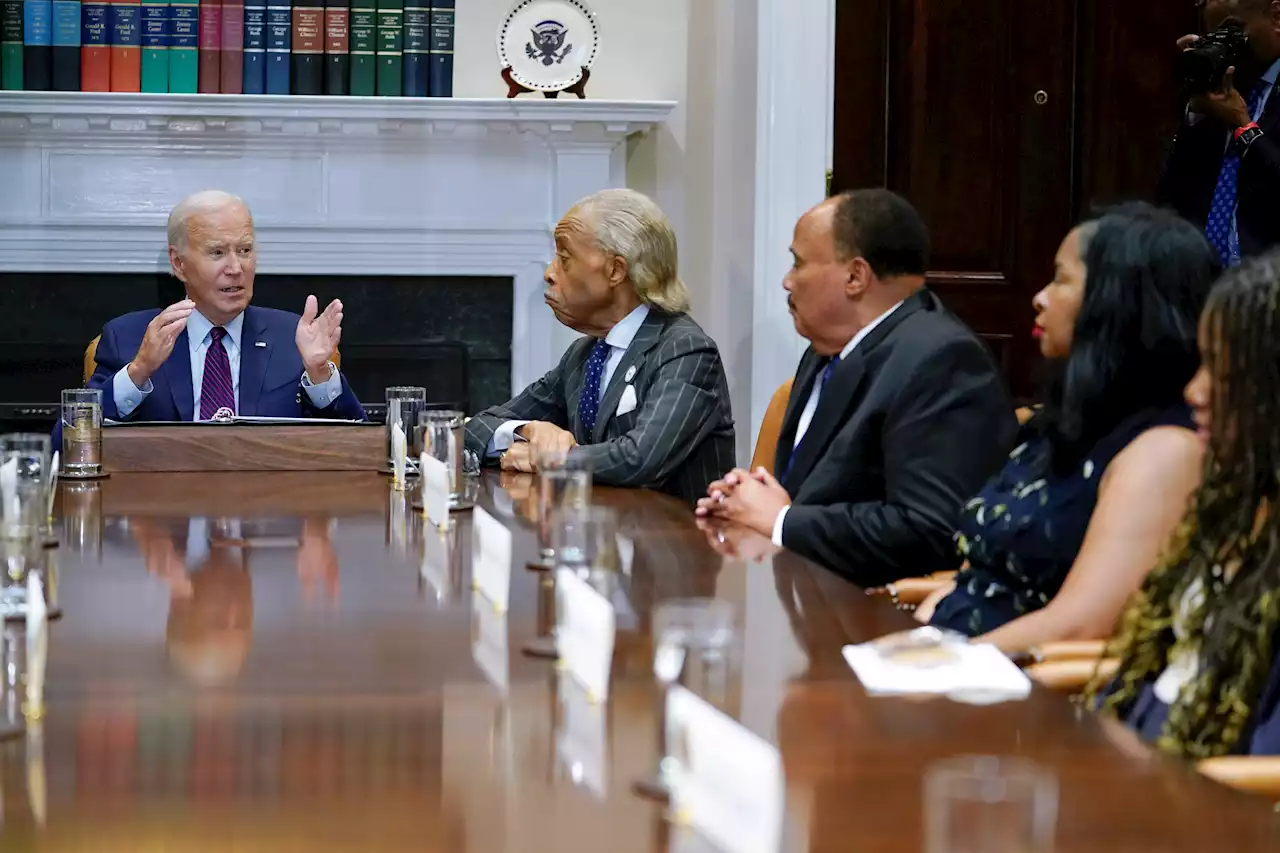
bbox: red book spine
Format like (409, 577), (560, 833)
(218, 0), (240, 91)
(81, 0), (111, 90)
(197, 0), (219, 91)
(109, 0), (142, 91)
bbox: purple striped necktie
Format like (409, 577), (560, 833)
(198, 326), (236, 420)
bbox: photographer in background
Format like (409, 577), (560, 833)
(1158, 0), (1280, 267)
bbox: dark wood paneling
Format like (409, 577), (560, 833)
(102, 424), (383, 472)
(834, 0), (1197, 400)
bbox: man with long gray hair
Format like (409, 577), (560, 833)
(465, 188), (735, 503)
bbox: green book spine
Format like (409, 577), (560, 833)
(167, 0), (195, 91)
(374, 0), (397, 95)
(139, 0), (166, 91)
(1, 0), (21, 89)
(348, 0), (370, 94)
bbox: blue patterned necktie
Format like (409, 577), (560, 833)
(198, 326), (236, 421)
(576, 338), (612, 436)
(1205, 80), (1270, 267)
(782, 354), (842, 479)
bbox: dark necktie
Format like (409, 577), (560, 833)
(576, 338), (612, 437)
(198, 326), (236, 420)
(1205, 79), (1270, 267)
(782, 354), (842, 480)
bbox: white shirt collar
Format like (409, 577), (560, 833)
(837, 300), (904, 360)
(603, 303), (650, 351)
(187, 308), (245, 351)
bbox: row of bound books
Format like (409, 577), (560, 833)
(0, 0), (453, 95)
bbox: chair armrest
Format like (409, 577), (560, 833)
(1198, 757), (1280, 798)
(866, 577), (952, 608)
(1025, 658), (1118, 691)
(1027, 640), (1109, 663)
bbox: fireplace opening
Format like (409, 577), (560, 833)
(0, 272), (513, 432)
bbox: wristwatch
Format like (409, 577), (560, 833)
(1235, 122), (1264, 153)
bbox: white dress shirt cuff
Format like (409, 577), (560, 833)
(300, 362), (344, 408)
(771, 505), (790, 548)
(112, 366), (153, 418)
(487, 420), (531, 457)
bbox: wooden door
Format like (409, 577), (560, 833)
(832, 0), (1198, 399)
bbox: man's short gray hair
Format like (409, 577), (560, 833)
(570, 188), (690, 314)
(167, 190), (252, 253)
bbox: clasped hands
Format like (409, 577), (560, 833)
(694, 466), (792, 539)
(499, 421), (578, 473)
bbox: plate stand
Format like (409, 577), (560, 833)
(502, 66), (590, 99)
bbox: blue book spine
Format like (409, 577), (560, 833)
(242, 0), (263, 91)
(50, 0), (77, 89)
(23, 0), (52, 89)
(400, 0), (422, 95)
(264, 0), (287, 92)
(425, 0), (448, 97)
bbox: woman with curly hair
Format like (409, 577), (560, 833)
(917, 203), (1214, 652)
(1091, 250), (1280, 758)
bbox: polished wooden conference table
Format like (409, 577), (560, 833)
(0, 469), (1274, 851)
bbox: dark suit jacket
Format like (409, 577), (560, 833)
(465, 308), (735, 504)
(775, 289), (1017, 587)
(86, 305), (366, 422)
(1157, 80), (1280, 259)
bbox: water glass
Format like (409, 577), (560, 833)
(420, 409), (467, 508)
(385, 386), (426, 469)
(530, 458), (592, 570)
(60, 388), (103, 476)
(0, 434), (51, 541)
(0, 535), (44, 620)
(550, 505), (618, 576)
(635, 597), (736, 802)
(924, 756), (1059, 853)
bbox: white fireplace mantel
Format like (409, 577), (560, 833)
(0, 92), (676, 391)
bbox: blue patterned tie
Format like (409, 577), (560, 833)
(198, 326), (236, 421)
(576, 338), (612, 436)
(782, 354), (842, 480)
(1205, 80), (1269, 267)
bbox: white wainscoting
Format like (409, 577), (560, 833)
(0, 93), (675, 393)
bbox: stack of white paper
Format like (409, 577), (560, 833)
(842, 641), (1031, 701)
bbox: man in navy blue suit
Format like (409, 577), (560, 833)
(86, 190), (365, 424)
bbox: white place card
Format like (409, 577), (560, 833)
(841, 641), (1032, 702)
(667, 685), (785, 853)
(471, 506), (512, 613)
(555, 669), (607, 797)
(420, 451), (450, 527)
(554, 567), (616, 702)
(391, 421), (407, 488)
(471, 589), (509, 693)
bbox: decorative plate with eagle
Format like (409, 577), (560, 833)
(497, 0), (600, 92)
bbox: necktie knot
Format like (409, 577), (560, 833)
(211, 326), (228, 344)
(821, 353), (842, 385)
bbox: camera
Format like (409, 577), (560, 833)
(1175, 21), (1248, 96)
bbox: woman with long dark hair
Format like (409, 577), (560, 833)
(1092, 252), (1280, 758)
(916, 203), (1216, 652)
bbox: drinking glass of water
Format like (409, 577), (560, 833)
(60, 388), (103, 477)
(924, 755), (1059, 853)
(0, 434), (51, 542)
(529, 456), (592, 571)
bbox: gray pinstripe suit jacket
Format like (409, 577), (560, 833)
(464, 308), (736, 504)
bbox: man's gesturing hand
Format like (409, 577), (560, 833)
(296, 294), (344, 383)
(127, 299), (195, 387)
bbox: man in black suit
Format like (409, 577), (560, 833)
(1159, 0), (1280, 265)
(696, 189), (1017, 587)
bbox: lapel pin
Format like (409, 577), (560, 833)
(254, 341), (267, 348)
(624, 365), (636, 382)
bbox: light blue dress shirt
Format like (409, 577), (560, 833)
(489, 303), (651, 455)
(112, 308), (344, 419)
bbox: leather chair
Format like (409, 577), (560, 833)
(83, 335), (341, 385)
(750, 377), (794, 475)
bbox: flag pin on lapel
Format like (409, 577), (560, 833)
(254, 341), (267, 348)
(624, 365), (637, 382)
